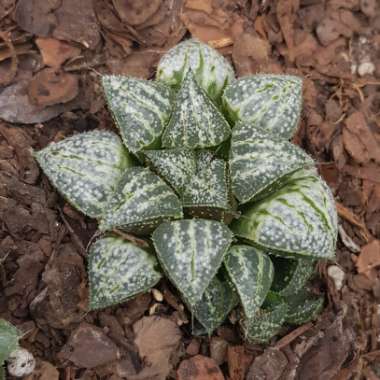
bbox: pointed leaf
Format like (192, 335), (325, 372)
(88, 237), (161, 310)
(231, 169), (338, 259)
(162, 70), (231, 149)
(223, 75), (302, 139)
(156, 38), (235, 101)
(152, 219), (233, 306)
(145, 148), (197, 194)
(34, 130), (132, 218)
(99, 167), (183, 233)
(102, 76), (173, 153)
(192, 272), (239, 334)
(224, 245), (274, 320)
(230, 125), (314, 204)
(0, 319), (20, 365)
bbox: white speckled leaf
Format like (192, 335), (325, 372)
(192, 272), (239, 335)
(230, 125), (314, 204)
(224, 245), (274, 320)
(152, 219), (233, 306)
(162, 70), (231, 149)
(156, 38), (235, 101)
(232, 169), (338, 259)
(99, 167), (183, 234)
(34, 130), (132, 218)
(102, 75), (173, 153)
(223, 75), (302, 139)
(88, 237), (161, 310)
(0, 319), (20, 365)
(145, 149), (197, 194)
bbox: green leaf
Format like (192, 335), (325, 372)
(271, 257), (315, 297)
(224, 245), (274, 320)
(34, 130), (132, 218)
(102, 76), (173, 153)
(192, 271), (239, 335)
(230, 125), (314, 204)
(99, 167), (183, 234)
(145, 148), (197, 194)
(156, 38), (235, 101)
(222, 74), (302, 139)
(0, 365), (4, 380)
(88, 237), (161, 310)
(231, 169), (338, 259)
(162, 70), (231, 149)
(152, 219), (233, 306)
(0, 319), (20, 365)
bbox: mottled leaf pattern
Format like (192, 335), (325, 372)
(99, 167), (183, 233)
(102, 76), (173, 153)
(224, 245), (274, 319)
(156, 38), (235, 101)
(162, 70), (231, 149)
(152, 219), (233, 306)
(232, 169), (338, 259)
(285, 290), (324, 324)
(34, 130), (132, 218)
(223, 75), (302, 139)
(0, 319), (20, 365)
(230, 125), (314, 203)
(88, 237), (161, 310)
(145, 149), (197, 194)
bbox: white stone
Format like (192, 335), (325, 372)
(7, 348), (36, 377)
(327, 265), (345, 291)
(358, 61), (375, 77)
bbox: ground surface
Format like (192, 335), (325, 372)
(0, 0), (379, 379)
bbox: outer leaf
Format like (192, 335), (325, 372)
(230, 125), (314, 204)
(145, 148), (197, 194)
(0, 319), (20, 365)
(0, 365), (4, 380)
(99, 167), (183, 233)
(88, 237), (161, 310)
(224, 245), (274, 320)
(162, 70), (231, 149)
(156, 38), (235, 101)
(152, 219), (233, 306)
(232, 169), (338, 259)
(102, 76), (173, 153)
(222, 74), (302, 139)
(192, 271), (239, 335)
(271, 257), (315, 297)
(34, 130), (132, 218)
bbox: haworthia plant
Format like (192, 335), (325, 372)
(0, 319), (20, 378)
(222, 74), (303, 139)
(88, 237), (161, 309)
(34, 38), (338, 342)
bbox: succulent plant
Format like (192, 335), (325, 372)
(34, 38), (338, 343)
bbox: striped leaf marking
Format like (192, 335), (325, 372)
(230, 125), (314, 204)
(224, 245), (274, 320)
(34, 130), (132, 218)
(88, 237), (161, 310)
(222, 74), (302, 139)
(152, 219), (233, 307)
(231, 169), (338, 259)
(99, 167), (183, 233)
(192, 271), (239, 335)
(271, 257), (315, 297)
(145, 148), (197, 194)
(156, 38), (235, 101)
(0, 319), (20, 365)
(102, 75), (173, 153)
(162, 70), (231, 149)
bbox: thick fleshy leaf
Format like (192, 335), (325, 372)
(192, 271), (239, 335)
(145, 148), (197, 194)
(230, 125), (314, 203)
(99, 167), (183, 233)
(224, 245), (274, 320)
(0, 319), (20, 365)
(156, 38), (235, 101)
(271, 257), (315, 297)
(162, 70), (231, 149)
(102, 76), (173, 153)
(88, 237), (161, 310)
(222, 75), (302, 139)
(232, 169), (338, 259)
(34, 130), (132, 218)
(152, 219), (233, 306)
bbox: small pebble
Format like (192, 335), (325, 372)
(151, 288), (163, 302)
(358, 61), (375, 76)
(7, 348), (36, 377)
(327, 265), (345, 291)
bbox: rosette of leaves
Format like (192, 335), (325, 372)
(34, 39), (338, 343)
